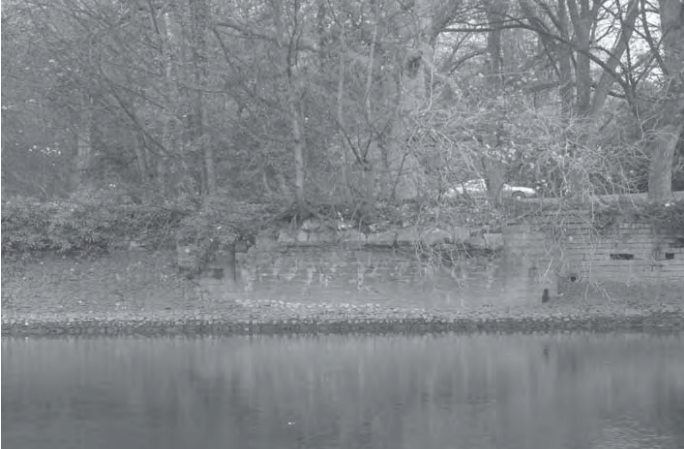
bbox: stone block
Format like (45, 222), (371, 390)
(396, 226), (420, 244)
(366, 231), (396, 246)
(255, 232), (278, 250)
(451, 225), (471, 242)
(339, 229), (367, 244)
(276, 229), (297, 244)
(483, 233), (504, 250)
(423, 228), (452, 246)
(300, 218), (323, 231)
(464, 236), (487, 248)
(307, 230), (337, 244)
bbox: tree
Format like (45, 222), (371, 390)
(647, 0), (684, 201)
(2, 0), (679, 209)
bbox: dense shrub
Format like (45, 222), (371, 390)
(1, 198), (55, 254)
(2, 191), (279, 258)
(175, 194), (277, 257)
(1, 197), (190, 257)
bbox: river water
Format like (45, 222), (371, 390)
(2, 333), (683, 449)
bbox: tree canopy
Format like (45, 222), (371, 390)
(2, 0), (683, 207)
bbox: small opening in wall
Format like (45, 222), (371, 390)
(665, 253), (675, 260)
(610, 253), (634, 260)
(568, 274), (580, 282)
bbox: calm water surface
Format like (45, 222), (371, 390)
(2, 333), (684, 449)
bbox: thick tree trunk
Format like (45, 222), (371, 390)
(648, 123), (683, 201)
(566, 0), (596, 116)
(387, 0), (434, 202)
(272, 0), (308, 209)
(648, 0), (684, 201)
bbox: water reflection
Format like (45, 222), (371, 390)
(3, 334), (683, 449)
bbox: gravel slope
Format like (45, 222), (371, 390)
(3, 297), (683, 336)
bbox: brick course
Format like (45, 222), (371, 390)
(510, 211), (684, 284)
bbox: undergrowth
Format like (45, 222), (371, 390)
(1, 190), (277, 258)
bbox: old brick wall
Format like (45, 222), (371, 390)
(230, 243), (518, 307)
(502, 225), (560, 302)
(559, 221), (684, 283)
(175, 220), (567, 306)
(507, 211), (684, 285)
(197, 209), (684, 306)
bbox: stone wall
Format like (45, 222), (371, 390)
(193, 209), (683, 307)
(502, 225), (560, 302)
(562, 222), (684, 283)
(506, 211), (684, 288)
(235, 244), (505, 307)
(192, 223), (553, 307)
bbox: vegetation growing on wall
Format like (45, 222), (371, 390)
(591, 200), (684, 236)
(526, 198), (684, 245)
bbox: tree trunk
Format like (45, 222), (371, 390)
(273, 0), (308, 208)
(648, 123), (683, 201)
(590, 0), (639, 115)
(159, 1), (187, 195)
(483, 0), (508, 206)
(289, 97), (307, 208)
(336, 33), (376, 206)
(566, 0), (596, 116)
(133, 133), (149, 184)
(71, 95), (93, 189)
(387, 0), (434, 202)
(189, 0), (215, 195)
(648, 0), (684, 201)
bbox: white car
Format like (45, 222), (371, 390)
(446, 179), (536, 199)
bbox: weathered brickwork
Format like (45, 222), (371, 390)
(559, 222), (684, 282)
(233, 244), (519, 307)
(508, 212), (684, 285)
(502, 225), (560, 299)
(198, 209), (682, 306)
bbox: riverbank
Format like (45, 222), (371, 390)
(3, 250), (683, 337)
(3, 297), (684, 337)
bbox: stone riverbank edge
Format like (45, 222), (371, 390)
(2, 300), (683, 337)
